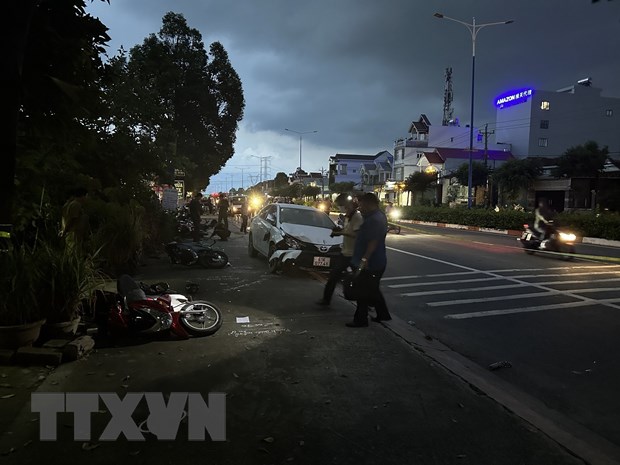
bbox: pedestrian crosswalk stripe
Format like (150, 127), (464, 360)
(401, 284), (527, 297)
(427, 291), (559, 307)
(509, 271), (620, 279)
(444, 301), (594, 319)
(536, 277), (620, 286)
(382, 271), (480, 281)
(389, 276), (502, 289)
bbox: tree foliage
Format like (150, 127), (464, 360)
(404, 172), (436, 202)
(552, 141), (609, 179)
(101, 12), (245, 191)
(273, 172), (289, 188)
(491, 158), (542, 203)
(453, 162), (489, 187)
(329, 182), (356, 194)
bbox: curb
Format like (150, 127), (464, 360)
(399, 219), (620, 248)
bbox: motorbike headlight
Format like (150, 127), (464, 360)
(390, 209), (401, 219)
(284, 235), (302, 249)
(559, 232), (576, 242)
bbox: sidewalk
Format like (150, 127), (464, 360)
(0, 223), (589, 464)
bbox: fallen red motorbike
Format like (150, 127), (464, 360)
(95, 275), (222, 339)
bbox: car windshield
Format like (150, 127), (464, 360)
(279, 207), (335, 229)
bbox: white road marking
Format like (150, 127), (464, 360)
(401, 284), (527, 297)
(536, 277), (620, 286)
(444, 301), (595, 319)
(387, 246), (620, 314)
(427, 291), (560, 307)
(571, 287), (620, 294)
(486, 265), (620, 273)
(383, 271), (480, 281)
(510, 271), (620, 279)
(389, 276), (502, 289)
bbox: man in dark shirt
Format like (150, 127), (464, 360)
(217, 194), (230, 231)
(347, 193), (392, 327)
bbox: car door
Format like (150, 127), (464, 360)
(253, 204), (277, 256)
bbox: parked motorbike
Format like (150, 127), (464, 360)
(518, 221), (576, 258)
(96, 275), (222, 338)
(165, 237), (229, 269)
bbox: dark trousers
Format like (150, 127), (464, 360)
(323, 254), (351, 303)
(240, 214), (248, 232)
(353, 268), (390, 323)
(218, 212), (229, 230)
(192, 218), (201, 242)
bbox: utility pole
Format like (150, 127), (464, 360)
(479, 123), (495, 207)
(319, 166), (327, 198)
(480, 123), (495, 168)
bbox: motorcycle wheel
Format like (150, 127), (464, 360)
(178, 301), (222, 336)
(199, 250), (229, 269)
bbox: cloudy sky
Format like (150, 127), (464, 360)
(86, 0), (620, 193)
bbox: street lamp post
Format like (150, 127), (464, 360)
(434, 13), (513, 209)
(284, 128), (318, 171)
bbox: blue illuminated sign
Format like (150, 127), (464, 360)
(495, 88), (534, 108)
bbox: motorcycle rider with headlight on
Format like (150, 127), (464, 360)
(534, 198), (554, 242)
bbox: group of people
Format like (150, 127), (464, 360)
(317, 192), (392, 327)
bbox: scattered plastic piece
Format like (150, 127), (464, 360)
(488, 361), (512, 371)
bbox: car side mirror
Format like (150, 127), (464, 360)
(266, 213), (276, 225)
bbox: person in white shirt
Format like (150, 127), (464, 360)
(316, 195), (363, 307)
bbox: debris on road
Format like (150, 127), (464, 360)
(488, 361), (512, 371)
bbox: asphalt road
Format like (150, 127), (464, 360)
(381, 223), (620, 449)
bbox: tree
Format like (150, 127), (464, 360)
(273, 172), (289, 188)
(103, 12), (245, 192)
(491, 158), (542, 205)
(404, 172), (436, 205)
(303, 185), (321, 200)
(453, 162), (489, 187)
(329, 182), (355, 194)
(553, 141), (609, 209)
(552, 141), (608, 179)
(2, 0), (110, 240)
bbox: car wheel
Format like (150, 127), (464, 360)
(268, 243), (279, 274)
(248, 233), (258, 257)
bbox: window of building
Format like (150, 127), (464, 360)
(340, 164), (347, 175)
(606, 109), (614, 117)
(540, 120), (549, 129)
(352, 169), (356, 174)
(416, 152), (423, 159)
(541, 101), (550, 110)
(538, 138), (548, 147)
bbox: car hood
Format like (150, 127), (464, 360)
(280, 223), (342, 246)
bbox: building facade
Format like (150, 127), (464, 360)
(494, 79), (620, 158)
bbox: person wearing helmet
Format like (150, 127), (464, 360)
(316, 195), (363, 307)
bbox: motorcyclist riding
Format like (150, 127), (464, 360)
(534, 198), (554, 240)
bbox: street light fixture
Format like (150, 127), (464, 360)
(434, 13), (513, 208)
(284, 128), (318, 171)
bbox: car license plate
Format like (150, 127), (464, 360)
(313, 256), (330, 267)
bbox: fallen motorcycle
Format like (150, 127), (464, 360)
(165, 238), (229, 269)
(95, 275), (222, 338)
(518, 220), (576, 259)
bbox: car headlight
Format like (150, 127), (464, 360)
(559, 232), (576, 242)
(283, 235), (302, 249)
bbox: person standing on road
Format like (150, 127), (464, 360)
(346, 193), (392, 327)
(316, 195), (363, 307)
(189, 192), (203, 242)
(240, 199), (249, 234)
(217, 194), (230, 231)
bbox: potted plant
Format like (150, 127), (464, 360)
(0, 246), (46, 349)
(36, 241), (104, 340)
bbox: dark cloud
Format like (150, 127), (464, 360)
(88, 0), (620, 186)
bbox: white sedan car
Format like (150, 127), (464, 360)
(248, 203), (342, 273)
